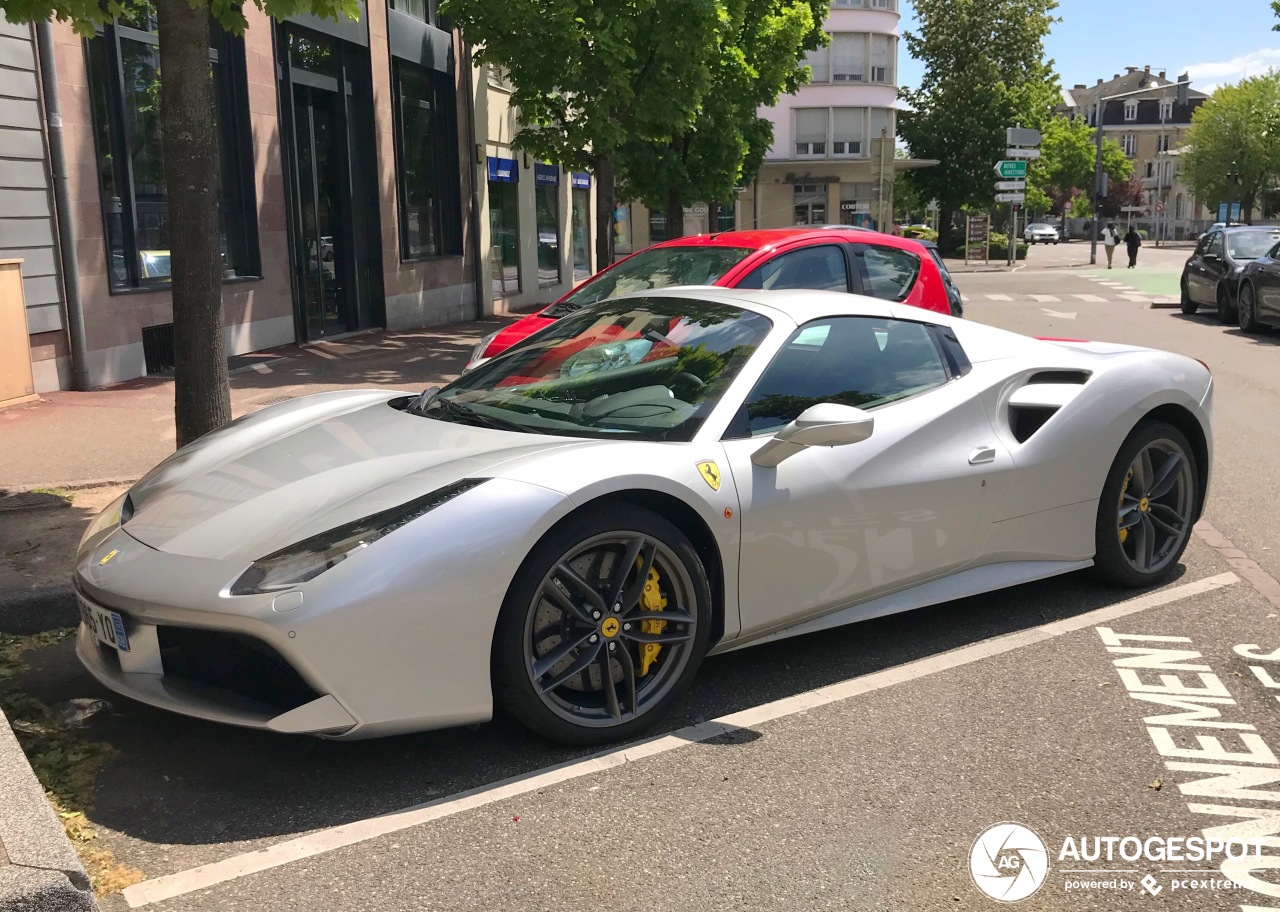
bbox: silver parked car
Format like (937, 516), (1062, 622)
(1023, 223), (1060, 244)
(75, 288), (1212, 744)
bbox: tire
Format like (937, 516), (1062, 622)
(1239, 282), (1262, 334)
(1180, 279), (1198, 315)
(1216, 283), (1234, 323)
(491, 504), (713, 745)
(1093, 421), (1199, 588)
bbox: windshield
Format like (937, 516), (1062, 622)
(553, 246), (755, 312)
(1227, 231), (1280, 260)
(424, 297), (772, 441)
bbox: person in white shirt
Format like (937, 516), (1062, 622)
(1101, 222), (1119, 268)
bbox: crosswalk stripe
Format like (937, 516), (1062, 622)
(985, 294), (1013, 301)
(1121, 293), (1151, 302)
(1072, 294), (1106, 302)
(1029, 294), (1060, 302)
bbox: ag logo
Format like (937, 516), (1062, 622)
(696, 460), (721, 492)
(970, 822), (1049, 903)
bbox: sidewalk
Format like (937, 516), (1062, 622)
(0, 316), (511, 490)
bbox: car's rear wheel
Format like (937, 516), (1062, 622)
(1180, 279), (1197, 315)
(1093, 421), (1198, 588)
(492, 504), (712, 744)
(1239, 282), (1262, 334)
(1216, 283), (1234, 323)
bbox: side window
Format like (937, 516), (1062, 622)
(736, 245), (849, 292)
(733, 316), (949, 437)
(850, 244), (920, 302)
(1209, 233), (1225, 258)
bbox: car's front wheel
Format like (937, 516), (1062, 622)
(1216, 283), (1234, 323)
(1239, 282), (1262, 333)
(1093, 421), (1199, 588)
(1180, 279), (1197, 315)
(492, 504), (712, 744)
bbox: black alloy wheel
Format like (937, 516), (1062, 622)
(1239, 282), (1262, 334)
(1180, 278), (1198, 315)
(492, 504), (712, 744)
(1216, 283), (1234, 323)
(1093, 421), (1199, 588)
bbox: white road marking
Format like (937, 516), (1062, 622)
(1072, 294), (1107, 303)
(121, 572), (1240, 908)
(985, 294), (1013, 301)
(1029, 294), (1060, 302)
(1041, 308), (1078, 320)
(1121, 293), (1152, 302)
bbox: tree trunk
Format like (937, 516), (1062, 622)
(708, 200), (720, 233)
(156, 0), (230, 449)
(665, 188), (684, 239)
(937, 207), (956, 253)
(593, 153), (616, 269)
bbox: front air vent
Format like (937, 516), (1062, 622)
(1026, 370), (1091, 385)
(1010, 406), (1057, 443)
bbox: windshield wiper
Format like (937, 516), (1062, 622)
(425, 396), (544, 434)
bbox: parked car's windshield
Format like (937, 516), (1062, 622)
(420, 297), (772, 441)
(1227, 231), (1280, 260)
(557, 247), (755, 308)
(1028, 224), (1054, 232)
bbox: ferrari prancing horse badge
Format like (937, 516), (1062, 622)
(697, 460), (721, 492)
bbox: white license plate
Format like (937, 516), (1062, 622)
(80, 598), (130, 652)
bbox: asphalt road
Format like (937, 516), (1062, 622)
(17, 243), (1280, 911)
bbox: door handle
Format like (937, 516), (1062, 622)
(968, 446), (996, 465)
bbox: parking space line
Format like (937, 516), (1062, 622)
(121, 571), (1240, 909)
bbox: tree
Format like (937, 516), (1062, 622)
(897, 0), (1061, 251)
(1273, 0), (1279, 28)
(616, 0), (826, 239)
(0, 0), (357, 446)
(441, 0), (723, 266)
(1181, 72), (1280, 225)
(1097, 175), (1145, 219)
(1025, 114), (1131, 216)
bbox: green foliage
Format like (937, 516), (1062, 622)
(900, 225), (937, 242)
(1025, 115), (1130, 215)
(987, 231), (1027, 260)
(898, 0), (1061, 244)
(1182, 72), (1280, 224)
(617, 0), (827, 213)
(0, 0), (357, 36)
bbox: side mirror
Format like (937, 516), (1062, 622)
(751, 402), (874, 468)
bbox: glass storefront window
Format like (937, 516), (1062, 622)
(395, 62), (462, 259)
(535, 165), (561, 287)
(489, 177), (520, 297)
(86, 17), (259, 290)
(572, 186), (591, 282)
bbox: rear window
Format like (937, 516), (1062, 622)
(852, 244), (920, 302)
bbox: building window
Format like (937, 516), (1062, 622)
(570, 173), (591, 282)
(803, 44), (829, 83)
(389, 0), (438, 23)
(648, 209), (667, 243)
(792, 184), (827, 225)
(794, 108), (828, 157)
(869, 34), (894, 85)
(1160, 97), (1173, 120)
(1175, 193), (1184, 219)
(1144, 161), (1154, 178)
(1157, 133), (1170, 152)
(86, 16), (258, 290)
(1165, 160), (1174, 182)
(534, 164), (561, 287)
(394, 62), (463, 260)
(830, 33), (866, 82)
(1124, 99), (1138, 121)
(832, 108), (865, 157)
(486, 63), (513, 90)
(1122, 133), (1136, 156)
(487, 157), (520, 296)
(869, 106), (893, 141)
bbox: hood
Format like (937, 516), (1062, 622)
(123, 391), (583, 561)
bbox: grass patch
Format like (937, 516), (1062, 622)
(28, 487), (74, 503)
(0, 629), (143, 895)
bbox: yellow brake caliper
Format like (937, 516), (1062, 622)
(637, 560), (667, 676)
(1118, 467), (1134, 544)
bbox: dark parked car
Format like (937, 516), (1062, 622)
(918, 239), (963, 317)
(1236, 235), (1280, 334)
(1181, 226), (1280, 322)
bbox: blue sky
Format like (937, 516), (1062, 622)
(897, 0), (1280, 95)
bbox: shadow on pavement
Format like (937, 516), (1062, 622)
(12, 564), (1181, 870)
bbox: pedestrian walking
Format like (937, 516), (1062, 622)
(1124, 226), (1142, 268)
(1101, 222), (1119, 268)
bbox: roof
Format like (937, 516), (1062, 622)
(647, 227), (929, 254)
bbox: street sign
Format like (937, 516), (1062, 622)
(1121, 205), (1146, 213)
(994, 160), (1028, 179)
(995, 179), (1026, 191)
(1005, 148), (1041, 159)
(1155, 201), (1165, 213)
(1007, 126), (1042, 146)
(995, 192), (1026, 203)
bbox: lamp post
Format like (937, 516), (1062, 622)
(1225, 162), (1240, 225)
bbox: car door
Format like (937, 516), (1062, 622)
(731, 243), (853, 293)
(1257, 242), (1280, 322)
(1199, 232), (1227, 302)
(721, 315), (1014, 639)
(1186, 234), (1210, 303)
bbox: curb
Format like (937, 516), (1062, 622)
(0, 587), (78, 636)
(0, 712), (98, 912)
(1149, 297), (1181, 309)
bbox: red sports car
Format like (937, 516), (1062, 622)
(468, 227), (954, 368)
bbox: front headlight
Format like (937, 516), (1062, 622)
(229, 479), (487, 595)
(471, 331), (499, 364)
